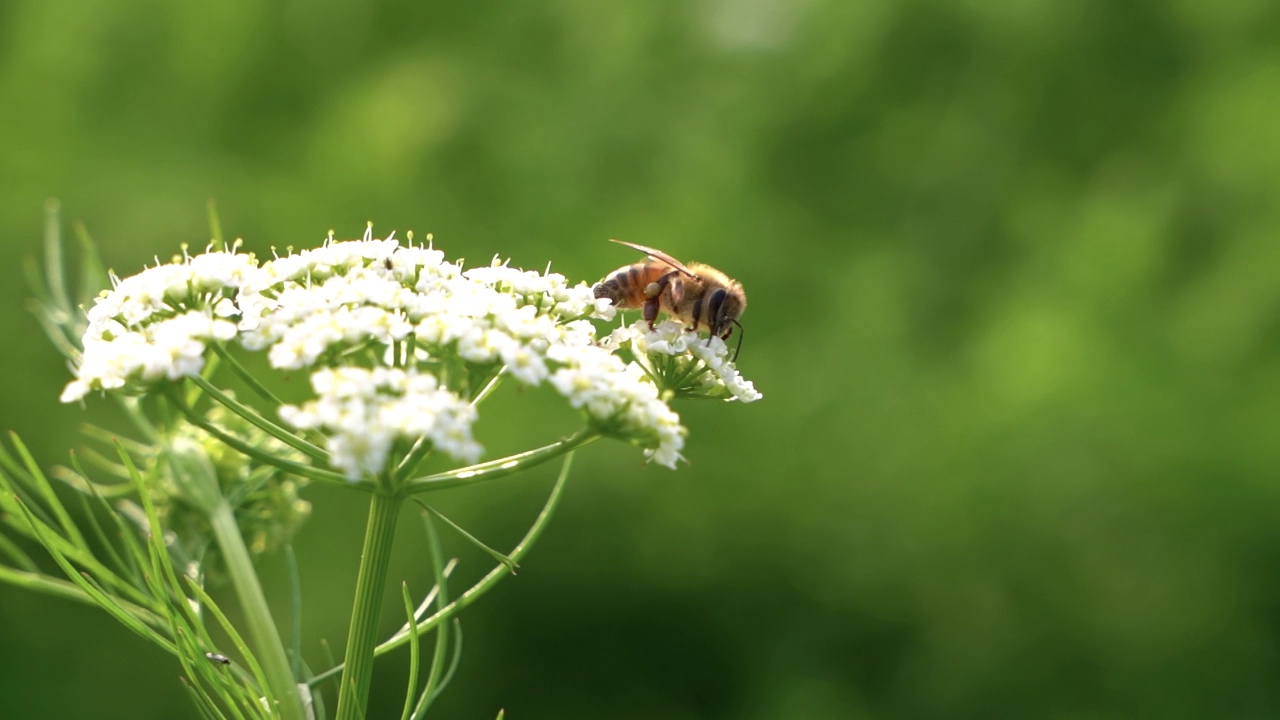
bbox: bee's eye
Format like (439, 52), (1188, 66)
(706, 288), (727, 330)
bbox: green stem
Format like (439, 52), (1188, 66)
(309, 450), (578, 688)
(165, 387), (357, 488)
(209, 501), (306, 720)
(210, 342), (286, 408)
(335, 490), (403, 720)
(402, 430), (598, 494)
(187, 374), (328, 463)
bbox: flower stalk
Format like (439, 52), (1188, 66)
(334, 488), (403, 720)
(168, 438), (307, 720)
(210, 499), (307, 720)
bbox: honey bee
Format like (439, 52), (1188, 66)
(594, 239), (747, 360)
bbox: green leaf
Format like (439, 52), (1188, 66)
(6, 432), (86, 548)
(10, 496), (176, 653)
(411, 500), (516, 573)
(398, 582), (422, 720)
(409, 514), (451, 719)
(207, 200), (225, 252)
(73, 220), (110, 313)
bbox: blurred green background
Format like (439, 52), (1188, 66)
(3, 1), (1280, 718)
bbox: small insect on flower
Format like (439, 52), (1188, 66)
(593, 239), (748, 360)
(205, 652), (231, 666)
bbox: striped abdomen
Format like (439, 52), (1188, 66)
(592, 261), (677, 309)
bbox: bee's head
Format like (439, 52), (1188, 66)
(706, 286), (747, 361)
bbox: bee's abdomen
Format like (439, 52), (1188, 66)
(593, 263), (661, 308)
(592, 275), (623, 300)
(592, 273), (628, 303)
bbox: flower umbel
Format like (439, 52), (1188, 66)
(60, 249), (257, 401)
(59, 227), (761, 479)
(280, 366), (481, 480)
(604, 320), (764, 403)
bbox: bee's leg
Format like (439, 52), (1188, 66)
(642, 271), (682, 329)
(643, 293), (661, 329)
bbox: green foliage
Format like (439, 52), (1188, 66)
(0, 433), (275, 718)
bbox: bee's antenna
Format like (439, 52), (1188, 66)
(730, 319), (745, 363)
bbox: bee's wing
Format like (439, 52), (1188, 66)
(608, 238), (696, 277)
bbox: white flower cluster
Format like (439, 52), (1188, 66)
(61, 251), (259, 402)
(546, 336), (688, 467)
(604, 320), (764, 403)
(279, 367), (481, 479)
(236, 237), (436, 369)
(61, 228), (753, 477)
